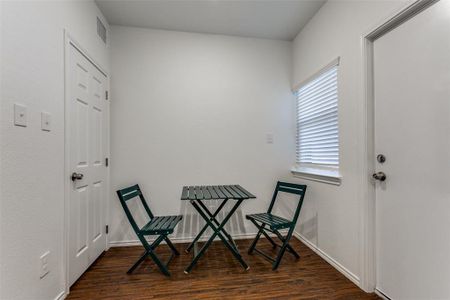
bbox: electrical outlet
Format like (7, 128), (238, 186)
(266, 133), (274, 144)
(14, 103), (27, 127)
(40, 251), (50, 279)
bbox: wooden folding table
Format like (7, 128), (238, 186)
(181, 185), (256, 274)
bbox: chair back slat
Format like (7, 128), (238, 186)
(117, 184), (155, 235)
(118, 184), (141, 198)
(278, 186), (305, 195)
(267, 181), (307, 214)
(278, 181), (304, 189)
(120, 189), (142, 201)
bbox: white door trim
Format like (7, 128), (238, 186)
(63, 31), (110, 295)
(358, 0), (439, 292)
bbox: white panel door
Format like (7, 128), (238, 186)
(374, 1), (450, 299)
(67, 43), (108, 287)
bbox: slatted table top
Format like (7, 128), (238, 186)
(181, 185), (256, 200)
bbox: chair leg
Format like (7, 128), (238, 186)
(127, 235), (163, 274)
(164, 237), (180, 255)
(274, 230), (300, 259)
(147, 248), (171, 276)
(261, 229), (277, 249)
(272, 229), (295, 270)
(248, 226), (264, 254)
(129, 235), (171, 276)
(127, 250), (149, 274)
(285, 244), (300, 259)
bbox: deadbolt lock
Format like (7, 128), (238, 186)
(377, 154), (386, 163)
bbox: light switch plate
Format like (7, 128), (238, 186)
(41, 112), (51, 131)
(14, 104), (27, 127)
(266, 133), (274, 144)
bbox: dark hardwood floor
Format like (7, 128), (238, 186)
(67, 238), (379, 299)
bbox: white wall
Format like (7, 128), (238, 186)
(0, 1), (416, 297)
(291, 0), (407, 285)
(109, 26), (294, 244)
(0, 1), (109, 299)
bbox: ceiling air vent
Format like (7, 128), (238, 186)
(97, 17), (107, 44)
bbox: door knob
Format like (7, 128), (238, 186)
(372, 172), (386, 182)
(71, 172), (84, 181)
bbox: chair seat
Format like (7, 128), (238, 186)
(140, 215), (182, 234)
(246, 213), (292, 230)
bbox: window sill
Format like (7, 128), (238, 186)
(291, 166), (342, 186)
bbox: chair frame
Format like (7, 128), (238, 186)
(116, 184), (181, 276)
(247, 181), (307, 270)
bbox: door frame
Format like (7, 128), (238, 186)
(63, 31), (110, 295)
(358, 0), (439, 294)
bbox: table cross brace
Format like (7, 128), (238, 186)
(185, 199), (235, 253)
(184, 199), (249, 274)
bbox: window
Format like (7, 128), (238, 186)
(292, 59), (341, 185)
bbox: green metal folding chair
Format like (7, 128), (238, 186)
(116, 184), (182, 276)
(246, 181), (307, 270)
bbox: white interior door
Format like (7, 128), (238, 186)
(67, 42), (108, 287)
(374, 1), (450, 299)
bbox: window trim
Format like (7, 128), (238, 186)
(291, 165), (342, 186)
(291, 57), (340, 93)
(292, 57), (341, 185)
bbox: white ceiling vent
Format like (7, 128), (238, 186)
(97, 17), (107, 44)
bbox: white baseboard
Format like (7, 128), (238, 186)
(109, 232), (259, 247)
(54, 291), (66, 300)
(293, 231), (361, 287)
(109, 239), (142, 247)
(375, 288), (391, 300)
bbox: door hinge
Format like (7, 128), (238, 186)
(105, 90), (109, 100)
(105, 157), (109, 167)
(106, 225), (109, 234)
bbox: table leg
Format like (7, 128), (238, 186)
(184, 199), (249, 274)
(185, 199), (229, 253)
(196, 199), (237, 250)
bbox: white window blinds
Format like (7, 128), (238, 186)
(295, 63), (339, 166)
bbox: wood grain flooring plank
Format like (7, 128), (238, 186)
(67, 238), (379, 300)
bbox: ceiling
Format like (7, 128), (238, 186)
(95, 0), (326, 41)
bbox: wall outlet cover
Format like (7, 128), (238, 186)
(14, 103), (27, 127)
